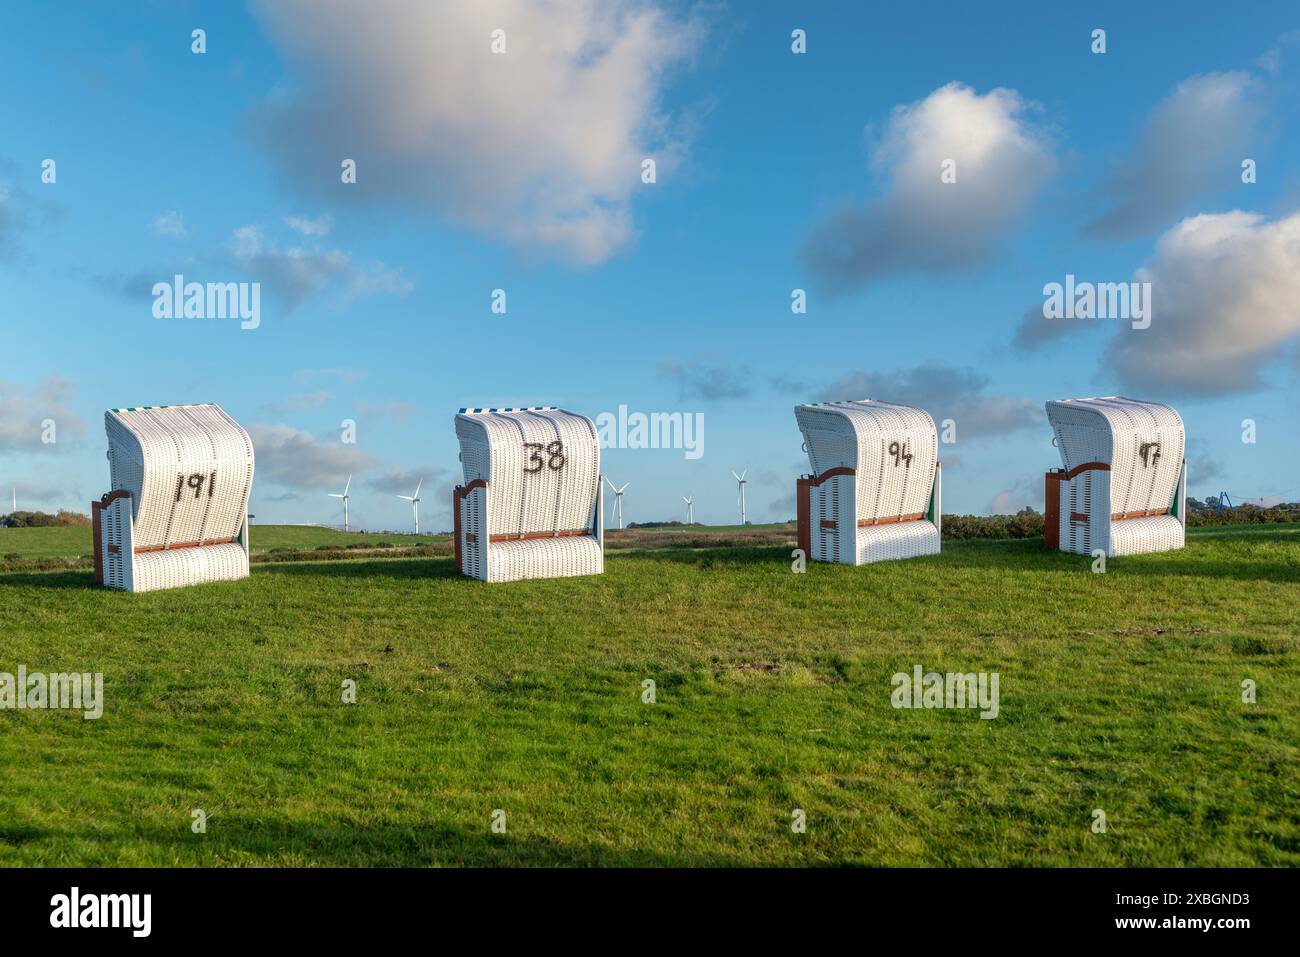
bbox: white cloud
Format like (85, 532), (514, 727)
(985, 478), (1039, 516)
(152, 210), (185, 236)
(1012, 302), (1097, 351)
(0, 188), (19, 258)
(800, 82), (1055, 291)
(342, 260), (415, 305)
(367, 465), (448, 496)
(819, 364), (1042, 439)
(1085, 72), (1264, 240)
(261, 391), (333, 416)
(249, 0), (705, 265)
(284, 214), (332, 237)
(1258, 30), (1300, 77)
(356, 399), (418, 422)
(657, 359), (753, 401)
(1186, 438), (1225, 484)
(0, 156), (53, 261)
(0, 378), (86, 452)
(1106, 210), (1300, 396)
(232, 225), (413, 311)
(245, 423), (377, 489)
(4, 476), (82, 512)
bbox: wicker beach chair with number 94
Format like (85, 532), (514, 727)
(794, 399), (941, 565)
(1044, 396), (1186, 557)
(453, 407), (604, 582)
(93, 404), (255, 592)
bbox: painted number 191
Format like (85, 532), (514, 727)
(175, 471), (216, 501)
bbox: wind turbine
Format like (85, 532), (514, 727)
(396, 478), (423, 535)
(731, 469), (748, 524)
(682, 494), (695, 525)
(328, 474), (352, 532)
(605, 477), (629, 529)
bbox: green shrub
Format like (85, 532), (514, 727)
(1186, 506), (1298, 527)
(942, 510), (1044, 540)
(1, 509), (91, 528)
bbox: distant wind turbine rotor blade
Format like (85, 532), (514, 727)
(413, 478), (422, 498)
(343, 474), (352, 495)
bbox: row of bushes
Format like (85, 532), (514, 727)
(1, 509), (91, 528)
(942, 505), (1298, 539)
(1185, 506), (1299, 527)
(943, 510), (1044, 540)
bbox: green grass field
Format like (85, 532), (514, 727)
(0, 524), (436, 558)
(0, 523), (1296, 866)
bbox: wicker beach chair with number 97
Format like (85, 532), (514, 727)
(794, 399), (942, 565)
(453, 407), (604, 582)
(93, 404), (255, 592)
(1044, 396), (1186, 557)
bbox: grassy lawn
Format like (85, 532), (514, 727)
(0, 524), (1296, 866)
(0, 524), (438, 558)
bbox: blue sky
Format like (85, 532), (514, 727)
(2, 0), (1297, 532)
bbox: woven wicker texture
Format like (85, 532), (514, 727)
(131, 542), (250, 593)
(99, 404), (253, 591)
(1046, 396), (1184, 517)
(99, 495), (134, 590)
(858, 521), (941, 564)
(1110, 514), (1185, 556)
(488, 536), (604, 583)
(795, 399), (941, 565)
(1046, 396), (1186, 556)
(105, 404), (254, 548)
(454, 407), (603, 581)
(796, 400), (938, 522)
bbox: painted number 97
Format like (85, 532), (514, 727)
(523, 441), (566, 473)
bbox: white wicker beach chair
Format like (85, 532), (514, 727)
(92, 404), (255, 592)
(453, 407), (604, 582)
(1044, 396), (1186, 557)
(794, 400), (941, 565)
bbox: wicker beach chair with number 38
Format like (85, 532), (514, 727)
(1044, 396), (1186, 557)
(93, 404), (255, 592)
(453, 407), (604, 582)
(794, 399), (942, 565)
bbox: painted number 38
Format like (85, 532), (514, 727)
(523, 441), (566, 474)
